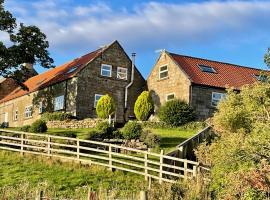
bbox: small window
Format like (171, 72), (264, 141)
(166, 93), (175, 101)
(25, 106), (33, 118)
(94, 94), (103, 108)
(39, 102), (44, 114)
(54, 95), (64, 111)
(159, 65), (168, 79)
(117, 67), (128, 80)
(212, 92), (226, 107)
(199, 64), (216, 73)
(101, 64), (112, 77)
(254, 74), (268, 82)
(66, 64), (81, 74)
(13, 109), (18, 121)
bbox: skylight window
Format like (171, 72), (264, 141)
(254, 74), (268, 82)
(66, 64), (81, 74)
(198, 64), (216, 73)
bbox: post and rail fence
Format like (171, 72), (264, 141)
(0, 129), (201, 184)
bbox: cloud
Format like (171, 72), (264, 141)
(3, 0), (270, 54)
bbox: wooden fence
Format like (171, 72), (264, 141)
(0, 129), (199, 184)
(167, 126), (212, 160)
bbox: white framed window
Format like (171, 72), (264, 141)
(94, 94), (103, 108)
(54, 95), (64, 111)
(13, 109), (18, 121)
(166, 93), (175, 101)
(159, 65), (168, 79)
(39, 102), (43, 114)
(101, 64), (112, 77)
(25, 106), (33, 118)
(211, 92), (226, 107)
(117, 67), (128, 80)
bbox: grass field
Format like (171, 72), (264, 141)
(0, 151), (146, 198)
(148, 128), (198, 153)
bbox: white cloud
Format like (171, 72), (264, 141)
(3, 0), (270, 53)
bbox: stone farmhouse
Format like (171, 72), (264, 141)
(0, 41), (145, 127)
(147, 50), (267, 120)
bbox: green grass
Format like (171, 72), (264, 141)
(148, 128), (198, 153)
(46, 128), (93, 139)
(0, 151), (146, 198)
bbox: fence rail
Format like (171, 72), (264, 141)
(0, 129), (199, 183)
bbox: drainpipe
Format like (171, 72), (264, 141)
(124, 53), (136, 109)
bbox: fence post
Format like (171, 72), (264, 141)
(109, 144), (112, 170)
(159, 149), (164, 184)
(140, 191), (148, 200)
(144, 152), (148, 181)
(184, 159), (188, 180)
(47, 135), (51, 156)
(77, 138), (80, 161)
(193, 165), (197, 178)
(20, 133), (24, 155)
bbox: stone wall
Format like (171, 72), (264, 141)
(147, 51), (191, 111)
(46, 118), (102, 129)
(191, 85), (226, 120)
(76, 41), (145, 123)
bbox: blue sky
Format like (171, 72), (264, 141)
(1, 0), (270, 78)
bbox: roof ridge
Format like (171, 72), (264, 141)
(168, 52), (267, 72)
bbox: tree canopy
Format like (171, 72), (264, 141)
(0, 0), (54, 86)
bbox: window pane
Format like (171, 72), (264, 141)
(117, 67), (127, 80)
(54, 95), (64, 111)
(101, 64), (112, 77)
(167, 94), (175, 101)
(101, 70), (111, 77)
(160, 66), (167, 72)
(160, 71), (168, 79)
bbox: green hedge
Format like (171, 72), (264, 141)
(41, 112), (74, 121)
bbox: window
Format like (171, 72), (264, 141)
(212, 92), (226, 107)
(39, 102), (43, 114)
(66, 64), (81, 74)
(254, 74), (268, 82)
(13, 110), (18, 121)
(25, 106), (33, 118)
(94, 94), (103, 108)
(101, 64), (112, 77)
(166, 93), (175, 101)
(159, 65), (168, 79)
(54, 95), (64, 111)
(198, 64), (216, 73)
(117, 67), (128, 80)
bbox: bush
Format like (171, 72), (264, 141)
(20, 125), (31, 132)
(134, 91), (154, 121)
(141, 121), (171, 129)
(158, 99), (195, 127)
(121, 121), (142, 140)
(140, 130), (160, 148)
(41, 112), (73, 121)
(85, 129), (104, 140)
(96, 121), (114, 139)
(96, 95), (116, 119)
(29, 120), (47, 133)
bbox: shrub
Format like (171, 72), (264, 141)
(85, 129), (103, 140)
(20, 125), (31, 132)
(121, 121), (142, 140)
(140, 130), (160, 148)
(41, 112), (73, 121)
(141, 121), (171, 129)
(96, 95), (116, 119)
(29, 120), (47, 133)
(134, 91), (154, 121)
(112, 130), (123, 139)
(96, 121), (114, 139)
(158, 99), (195, 127)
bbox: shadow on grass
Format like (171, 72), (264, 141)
(159, 137), (187, 149)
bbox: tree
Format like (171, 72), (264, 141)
(0, 0), (54, 88)
(264, 47), (270, 68)
(134, 91), (154, 121)
(196, 82), (270, 199)
(96, 94), (116, 124)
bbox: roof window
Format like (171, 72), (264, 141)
(254, 74), (268, 82)
(198, 64), (216, 73)
(66, 64), (81, 74)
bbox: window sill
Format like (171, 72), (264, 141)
(157, 77), (169, 82)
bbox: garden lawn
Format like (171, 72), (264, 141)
(0, 151), (146, 198)
(148, 128), (198, 153)
(46, 128), (93, 139)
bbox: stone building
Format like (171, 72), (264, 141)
(0, 41), (145, 127)
(147, 51), (267, 120)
